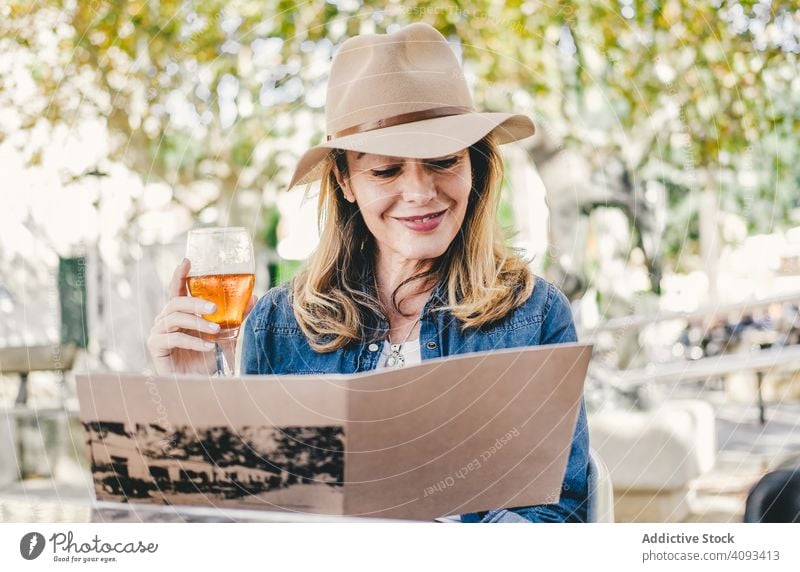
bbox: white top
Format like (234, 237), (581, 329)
(376, 338), (422, 369)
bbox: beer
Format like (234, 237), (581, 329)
(187, 273), (255, 339)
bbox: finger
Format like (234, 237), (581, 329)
(168, 258), (191, 298)
(243, 294), (257, 317)
(154, 312), (222, 336)
(148, 332), (215, 357)
(158, 296), (217, 319)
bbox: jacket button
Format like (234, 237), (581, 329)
(426, 341), (438, 350)
(368, 343), (379, 352)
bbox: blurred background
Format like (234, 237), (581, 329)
(1, 0), (799, 523)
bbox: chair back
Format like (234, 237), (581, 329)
(587, 448), (615, 523)
(744, 468), (800, 523)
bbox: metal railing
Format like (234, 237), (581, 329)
(582, 290), (800, 336)
(583, 291), (800, 425)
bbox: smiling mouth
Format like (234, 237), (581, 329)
(395, 210), (446, 223)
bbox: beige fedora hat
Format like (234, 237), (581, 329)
(287, 22), (536, 189)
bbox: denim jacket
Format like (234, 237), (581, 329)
(241, 275), (589, 523)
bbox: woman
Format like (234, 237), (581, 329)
(147, 22), (589, 523)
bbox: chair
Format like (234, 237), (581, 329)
(744, 468), (800, 523)
(587, 448), (615, 522)
(0, 256), (86, 482)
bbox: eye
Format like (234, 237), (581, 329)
(371, 166), (401, 178)
(427, 156), (461, 170)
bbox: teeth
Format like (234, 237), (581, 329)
(412, 212), (439, 223)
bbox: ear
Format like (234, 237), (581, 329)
(333, 162), (356, 203)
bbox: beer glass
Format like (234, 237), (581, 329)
(185, 227), (255, 374)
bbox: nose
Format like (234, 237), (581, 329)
(399, 161), (437, 204)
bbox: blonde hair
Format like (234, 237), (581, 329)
(291, 134), (535, 353)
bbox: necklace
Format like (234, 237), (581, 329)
(385, 315), (422, 368)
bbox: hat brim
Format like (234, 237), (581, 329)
(287, 112), (535, 189)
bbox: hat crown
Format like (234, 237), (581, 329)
(325, 23), (474, 137)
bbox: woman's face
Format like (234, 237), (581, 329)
(337, 148), (472, 263)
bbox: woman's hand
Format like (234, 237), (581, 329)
(146, 258), (257, 375)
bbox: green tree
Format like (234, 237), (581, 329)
(2, 0), (798, 302)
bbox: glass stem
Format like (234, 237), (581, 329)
(215, 342), (225, 375)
